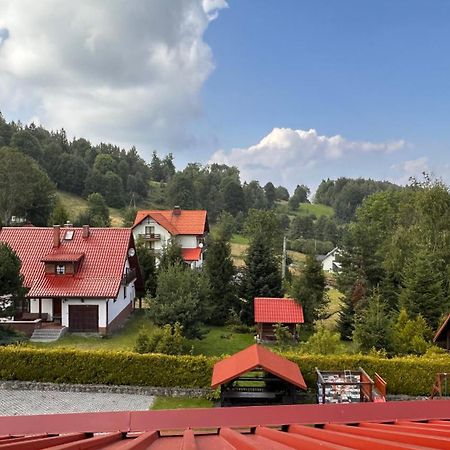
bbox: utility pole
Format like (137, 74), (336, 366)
(281, 235), (287, 279)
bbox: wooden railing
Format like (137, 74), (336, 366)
(122, 268), (137, 285)
(139, 233), (161, 241)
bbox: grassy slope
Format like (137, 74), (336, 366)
(56, 191), (124, 227)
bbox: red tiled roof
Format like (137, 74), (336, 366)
(0, 227), (134, 298)
(2, 400), (450, 448)
(133, 210), (208, 235)
(254, 297), (304, 323)
(434, 313), (450, 342)
(41, 252), (85, 263)
(181, 247), (202, 261)
(211, 344), (307, 390)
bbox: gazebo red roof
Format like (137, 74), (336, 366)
(254, 297), (304, 323)
(434, 313), (450, 342)
(1, 400), (450, 449)
(211, 344), (307, 390)
(133, 209), (208, 235)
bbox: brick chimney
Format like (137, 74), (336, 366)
(173, 206), (181, 216)
(53, 225), (60, 248)
(82, 225), (90, 239)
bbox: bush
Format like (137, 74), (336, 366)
(300, 326), (345, 355)
(134, 323), (189, 355)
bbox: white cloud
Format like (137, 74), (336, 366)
(210, 127), (406, 188)
(391, 157), (430, 185)
(0, 0), (226, 152)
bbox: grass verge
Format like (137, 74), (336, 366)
(151, 397), (212, 410)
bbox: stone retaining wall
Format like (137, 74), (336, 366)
(0, 380), (211, 398)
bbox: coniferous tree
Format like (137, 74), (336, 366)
(353, 290), (391, 352)
(399, 247), (447, 329)
(290, 253), (327, 329)
(0, 243), (24, 317)
(239, 233), (282, 324)
(49, 199), (69, 226)
(136, 239), (158, 297)
(158, 239), (184, 271)
(204, 235), (237, 325)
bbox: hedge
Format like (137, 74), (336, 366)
(0, 347), (448, 396)
(0, 347), (215, 388)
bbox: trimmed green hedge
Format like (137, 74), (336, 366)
(0, 347), (215, 388)
(0, 347), (448, 395)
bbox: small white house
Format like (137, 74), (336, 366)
(317, 247), (341, 273)
(132, 208), (209, 268)
(0, 225), (141, 334)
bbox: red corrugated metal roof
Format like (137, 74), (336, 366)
(434, 313), (450, 342)
(0, 227), (133, 298)
(181, 247), (202, 261)
(211, 344), (307, 390)
(133, 210), (208, 235)
(1, 400), (450, 448)
(254, 297), (304, 323)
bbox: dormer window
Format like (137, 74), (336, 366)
(56, 264), (66, 275)
(64, 230), (74, 240)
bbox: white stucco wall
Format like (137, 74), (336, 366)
(322, 255), (335, 272)
(176, 235), (198, 248)
(132, 220), (171, 252)
(61, 299), (107, 328)
(30, 298), (53, 318)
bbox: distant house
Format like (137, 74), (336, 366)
(434, 314), (450, 351)
(0, 225), (141, 335)
(132, 207), (209, 269)
(316, 247), (341, 273)
(254, 297), (304, 342)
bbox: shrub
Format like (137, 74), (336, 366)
(300, 326), (345, 355)
(274, 323), (293, 348)
(134, 323), (188, 355)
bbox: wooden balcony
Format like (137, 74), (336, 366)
(139, 233), (161, 241)
(122, 268), (137, 285)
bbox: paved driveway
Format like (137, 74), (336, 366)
(0, 389), (154, 415)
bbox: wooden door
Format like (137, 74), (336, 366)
(52, 298), (62, 323)
(69, 305), (98, 332)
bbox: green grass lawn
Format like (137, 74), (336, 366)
(28, 310), (155, 351)
(297, 202), (334, 218)
(56, 190), (124, 227)
(189, 326), (255, 356)
(322, 287), (343, 330)
(151, 396), (212, 410)
(230, 234), (250, 245)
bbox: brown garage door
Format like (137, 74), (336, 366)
(69, 305), (98, 332)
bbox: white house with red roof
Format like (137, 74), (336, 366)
(132, 207), (209, 268)
(254, 297), (304, 342)
(0, 225), (141, 336)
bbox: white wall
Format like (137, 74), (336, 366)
(322, 254), (335, 272)
(133, 219), (171, 252)
(30, 298), (53, 319)
(61, 299), (107, 328)
(176, 235), (197, 248)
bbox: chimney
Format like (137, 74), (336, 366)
(65, 220), (73, 228)
(173, 206), (181, 216)
(82, 225), (90, 239)
(53, 225), (60, 248)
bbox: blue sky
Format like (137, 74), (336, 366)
(0, 0), (449, 192)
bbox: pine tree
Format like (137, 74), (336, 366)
(399, 247), (446, 329)
(290, 253), (327, 329)
(0, 243), (24, 317)
(136, 239), (157, 297)
(353, 290), (392, 352)
(158, 239), (184, 271)
(204, 236), (237, 325)
(239, 233), (282, 324)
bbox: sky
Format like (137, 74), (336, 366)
(0, 0), (449, 193)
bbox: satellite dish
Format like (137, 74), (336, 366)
(128, 248), (136, 257)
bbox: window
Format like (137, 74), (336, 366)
(56, 264), (65, 275)
(64, 230), (74, 240)
(145, 226), (155, 236)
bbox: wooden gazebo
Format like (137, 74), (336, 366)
(434, 314), (450, 351)
(254, 297), (304, 342)
(211, 344), (307, 407)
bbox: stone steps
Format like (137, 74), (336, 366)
(30, 327), (68, 342)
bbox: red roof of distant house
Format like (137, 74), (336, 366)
(0, 227), (135, 298)
(211, 344), (307, 390)
(254, 297), (304, 323)
(181, 247), (202, 262)
(434, 313), (450, 342)
(133, 209), (208, 235)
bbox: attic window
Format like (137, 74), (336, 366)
(64, 230), (74, 240)
(56, 264), (65, 275)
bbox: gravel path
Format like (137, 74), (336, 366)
(0, 389), (154, 416)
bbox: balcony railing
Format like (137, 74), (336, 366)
(139, 233), (161, 241)
(122, 268), (137, 285)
